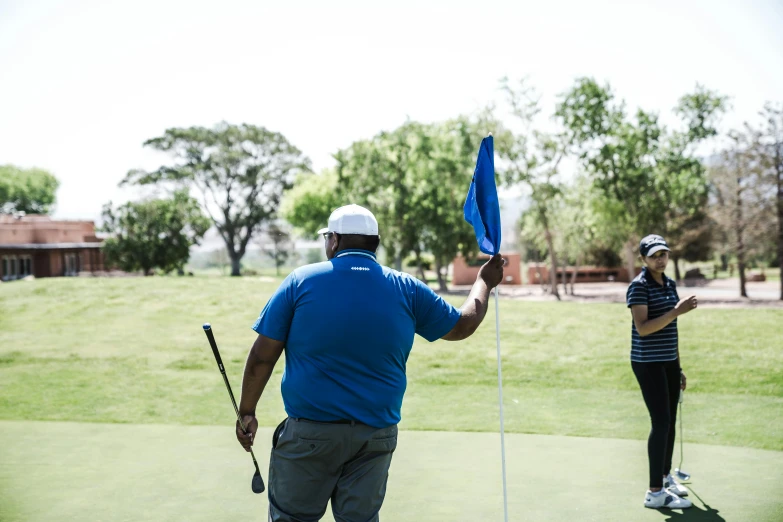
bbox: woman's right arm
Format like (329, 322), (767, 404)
(631, 296), (698, 337)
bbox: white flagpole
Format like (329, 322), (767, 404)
(494, 286), (508, 522)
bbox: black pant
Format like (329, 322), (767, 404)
(632, 360), (681, 489)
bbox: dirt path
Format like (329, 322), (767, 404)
(447, 279), (783, 308)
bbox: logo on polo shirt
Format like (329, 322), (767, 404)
(351, 267), (370, 271)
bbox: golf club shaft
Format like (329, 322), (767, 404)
(203, 325), (261, 474)
(679, 394), (684, 468)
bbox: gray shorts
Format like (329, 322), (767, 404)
(268, 417), (398, 522)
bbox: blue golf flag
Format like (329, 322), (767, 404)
(464, 135), (501, 255)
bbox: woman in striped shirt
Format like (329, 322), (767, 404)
(626, 234), (698, 510)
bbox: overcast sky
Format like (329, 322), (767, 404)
(1, 0), (782, 224)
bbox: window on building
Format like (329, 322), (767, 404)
(2, 255), (35, 280)
(64, 253), (80, 276)
(19, 256), (32, 278)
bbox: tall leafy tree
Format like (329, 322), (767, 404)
(0, 165), (59, 215)
(280, 169), (341, 237)
(101, 191), (211, 275)
(552, 175), (627, 294)
(414, 117), (486, 290)
(556, 79), (727, 279)
(123, 122), (310, 276)
(334, 120), (424, 271)
(758, 103), (783, 299)
(710, 113), (781, 298)
(333, 117), (487, 288)
(495, 77), (567, 299)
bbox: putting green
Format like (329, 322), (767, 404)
(1, 421), (781, 521)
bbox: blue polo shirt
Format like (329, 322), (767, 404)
(626, 267), (680, 363)
(251, 249), (461, 428)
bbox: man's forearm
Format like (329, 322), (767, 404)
(459, 278), (491, 331)
(441, 255), (503, 342)
(238, 355), (276, 417)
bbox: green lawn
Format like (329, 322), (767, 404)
(1, 276), (781, 450)
(1, 276), (782, 521)
(3, 422), (782, 522)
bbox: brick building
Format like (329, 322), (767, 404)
(452, 253), (523, 285)
(0, 215), (105, 281)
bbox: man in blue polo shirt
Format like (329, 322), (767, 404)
(235, 204), (504, 522)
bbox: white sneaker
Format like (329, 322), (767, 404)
(664, 474), (689, 497)
(644, 490), (692, 509)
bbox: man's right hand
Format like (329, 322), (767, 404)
(674, 295), (698, 316)
(236, 414), (258, 452)
(478, 254), (505, 288)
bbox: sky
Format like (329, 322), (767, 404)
(1, 0), (782, 229)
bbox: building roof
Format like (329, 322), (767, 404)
(0, 213), (101, 247)
(0, 214), (95, 224)
(0, 242), (103, 250)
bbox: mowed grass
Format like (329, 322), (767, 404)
(3, 422), (783, 522)
(1, 276), (781, 450)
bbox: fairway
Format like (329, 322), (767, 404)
(1, 277), (782, 521)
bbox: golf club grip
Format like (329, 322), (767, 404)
(203, 324), (249, 432)
(203, 326), (225, 372)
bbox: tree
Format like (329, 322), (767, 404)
(655, 137), (714, 281)
(719, 140), (751, 297)
(556, 79), (727, 279)
(709, 127), (775, 297)
(553, 176), (626, 294)
(414, 117), (487, 290)
(518, 185), (563, 296)
(258, 221), (293, 276)
(666, 209), (713, 281)
(519, 174), (625, 295)
(334, 120), (428, 272)
(496, 77), (566, 299)
(758, 103), (783, 299)
(101, 191), (211, 276)
(281, 169), (341, 237)
(333, 117), (486, 289)
(661, 88), (729, 279)
(122, 122), (310, 276)
(0, 165), (60, 214)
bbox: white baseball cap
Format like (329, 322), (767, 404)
(317, 204), (379, 236)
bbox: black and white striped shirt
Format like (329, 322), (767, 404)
(626, 268), (679, 363)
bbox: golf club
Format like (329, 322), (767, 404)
(673, 387), (691, 482)
(202, 323), (265, 494)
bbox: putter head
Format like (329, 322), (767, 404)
(674, 468), (691, 482)
(252, 470), (265, 494)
